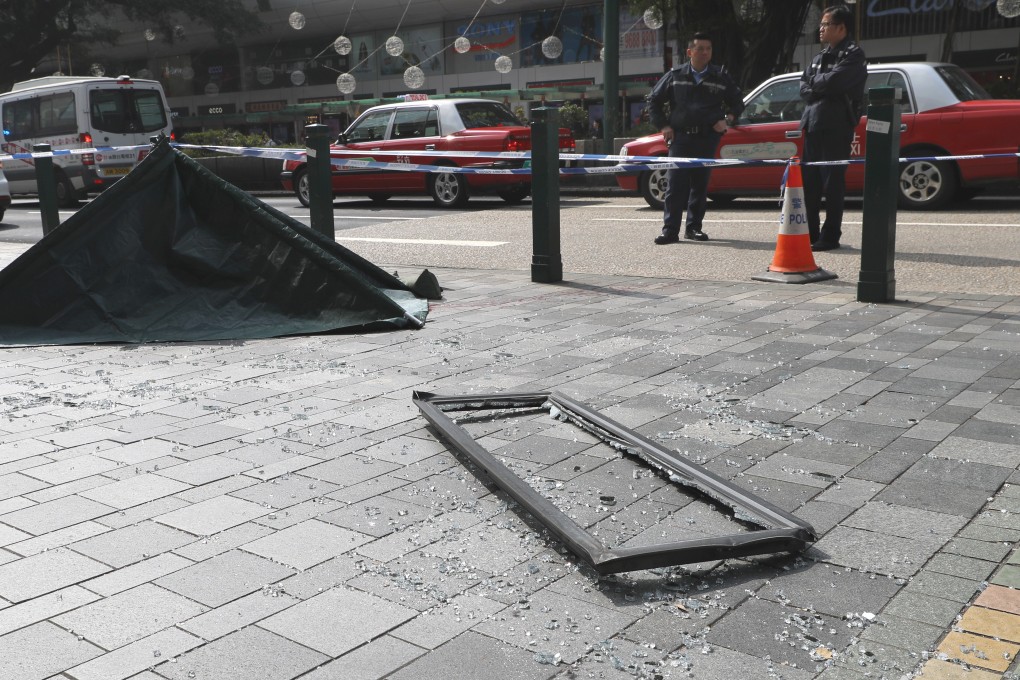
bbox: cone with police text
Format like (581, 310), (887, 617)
(752, 158), (837, 284)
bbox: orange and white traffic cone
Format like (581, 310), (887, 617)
(752, 158), (837, 284)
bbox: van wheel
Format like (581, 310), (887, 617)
(294, 168), (311, 207)
(639, 169), (667, 210)
(369, 194), (391, 204)
(55, 171), (79, 208)
(497, 185), (530, 204)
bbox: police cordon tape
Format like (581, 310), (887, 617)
(1, 143), (1018, 176)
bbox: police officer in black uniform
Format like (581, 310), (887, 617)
(800, 4), (866, 251)
(647, 32), (743, 245)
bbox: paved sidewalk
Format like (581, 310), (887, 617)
(1, 267), (1020, 680)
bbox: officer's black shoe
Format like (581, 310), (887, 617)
(684, 229), (709, 242)
(654, 231), (680, 245)
(811, 241), (840, 252)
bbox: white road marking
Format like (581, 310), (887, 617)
(592, 217), (1020, 227)
(290, 214), (417, 220)
(338, 237), (508, 247)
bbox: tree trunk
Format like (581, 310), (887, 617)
(940, 0), (963, 63)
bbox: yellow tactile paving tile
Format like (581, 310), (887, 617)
(937, 631), (1019, 673)
(917, 658), (1001, 680)
(976, 585), (1020, 616)
(959, 606), (1020, 643)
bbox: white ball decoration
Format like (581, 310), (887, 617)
(643, 7), (664, 30)
(454, 36), (471, 54)
(90, 63), (106, 77)
(204, 83), (220, 96)
(336, 73), (357, 94)
(404, 66), (425, 89)
(541, 36), (563, 59)
(256, 67), (274, 85)
(181, 66), (195, 80)
(289, 11), (306, 29)
(334, 35), (352, 55)
(290, 70), (306, 86)
(491, 0), (505, 4)
(494, 55), (512, 74)
(599, 47), (605, 61)
(144, 29), (156, 41)
(998, 0), (1020, 17)
(385, 36), (404, 57)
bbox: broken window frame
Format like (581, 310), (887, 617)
(413, 390), (817, 575)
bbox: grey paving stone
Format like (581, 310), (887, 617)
(152, 455), (253, 485)
(901, 571), (982, 604)
(901, 455), (1012, 491)
(874, 477), (990, 517)
(706, 596), (852, 667)
(387, 631), (556, 680)
(69, 521), (195, 568)
(810, 526), (944, 579)
(0, 585), (100, 636)
(757, 562), (900, 618)
(794, 500), (855, 535)
(300, 453), (401, 489)
(391, 591), (506, 649)
(929, 435), (1020, 468)
(843, 502), (966, 541)
(178, 590), (300, 641)
(814, 477), (884, 507)
(54, 583), (206, 650)
(0, 494), (115, 535)
(158, 423), (249, 447)
(944, 536), (1012, 562)
(172, 521), (274, 562)
(239, 519), (371, 570)
(814, 419), (906, 447)
(0, 548), (110, 603)
(95, 438), (187, 466)
(95, 496), (191, 530)
(156, 549), (295, 607)
(78, 473), (191, 510)
(0, 620), (104, 680)
(230, 474), (340, 509)
(881, 591), (963, 627)
(685, 643), (814, 680)
(259, 585), (417, 656)
(82, 553), (194, 597)
(155, 625), (327, 680)
(923, 553), (997, 581)
(300, 635), (426, 680)
(860, 612), (944, 653)
(319, 495), (437, 538)
(618, 603), (728, 652)
(154, 495), (270, 535)
(1, 470), (65, 497)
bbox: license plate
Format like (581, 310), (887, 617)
(102, 166), (132, 177)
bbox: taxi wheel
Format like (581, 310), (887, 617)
(897, 157), (957, 210)
(55, 171), (79, 208)
(0, 209), (5, 223)
(428, 168), (469, 208)
(294, 168), (311, 207)
(497, 185), (530, 204)
(369, 194), (391, 204)
(639, 169), (667, 211)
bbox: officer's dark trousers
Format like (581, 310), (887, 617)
(802, 127), (854, 245)
(663, 133), (721, 235)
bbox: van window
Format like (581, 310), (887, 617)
(4, 99), (37, 140)
(90, 89), (168, 133)
(39, 92), (77, 136)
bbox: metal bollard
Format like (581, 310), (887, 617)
(530, 107), (563, 283)
(304, 124), (334, 239)
(33, 144), (61, 236)
(857, 86), (902, 303)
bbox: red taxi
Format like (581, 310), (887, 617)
(281, 98), (575, 208)
(618, 63), (1020, 211)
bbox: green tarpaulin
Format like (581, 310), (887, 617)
(0, 139), (428, 345)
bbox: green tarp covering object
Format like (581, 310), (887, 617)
(0, 138), (429, 345)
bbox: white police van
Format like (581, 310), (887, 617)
(0, 75), (173, 206)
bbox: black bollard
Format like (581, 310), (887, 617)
(34, 144), (61, 236)
(304, 124), (335, 240)
(857, 87), (902, 303)
(530, 108), (563, 283)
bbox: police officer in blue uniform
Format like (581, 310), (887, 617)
(647, 32), (743, 244)
(799, 4), (866, 251)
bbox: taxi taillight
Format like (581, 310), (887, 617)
(558, 130), (575, 151)
(505, 133), (530, 152)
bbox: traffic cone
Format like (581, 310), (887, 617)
(752, 158), (837, 284)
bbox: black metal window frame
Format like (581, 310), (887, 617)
(413, 390), (817, 575)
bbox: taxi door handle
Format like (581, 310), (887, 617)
(785, 130), (802, 139)
(425, 144), (436, 150)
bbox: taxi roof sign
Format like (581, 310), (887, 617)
(399, 93), (430, 101)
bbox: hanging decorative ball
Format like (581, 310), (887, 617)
(599, 47), (605, 61)
(643, 7), (664, 30)
(144, 29), (156, 41)
(181, 66), (195, 80)
(334, 35), (352, 55)
(541, 36), (563, 59)
(336, 73), (357, 94)
(998, 0), (1020, 17)
(494, 55), (512, 74)
(290, 70), (306, 86)
(490, 0), (505, 4)
(454, 36), (471, 54)
(385, 36), (404, 56)
(404, 66), (425, 89)
(204, 83), (220, 96)
(90, 63), (106, 77)
(289, 11), (306, 29)
(173, 25), (186, 40)
(256, 67), (274, 85)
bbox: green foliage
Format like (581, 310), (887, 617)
(178, 129), (281, 158)
(629, 121), (658, 137)
(557, 102), (588, 136)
